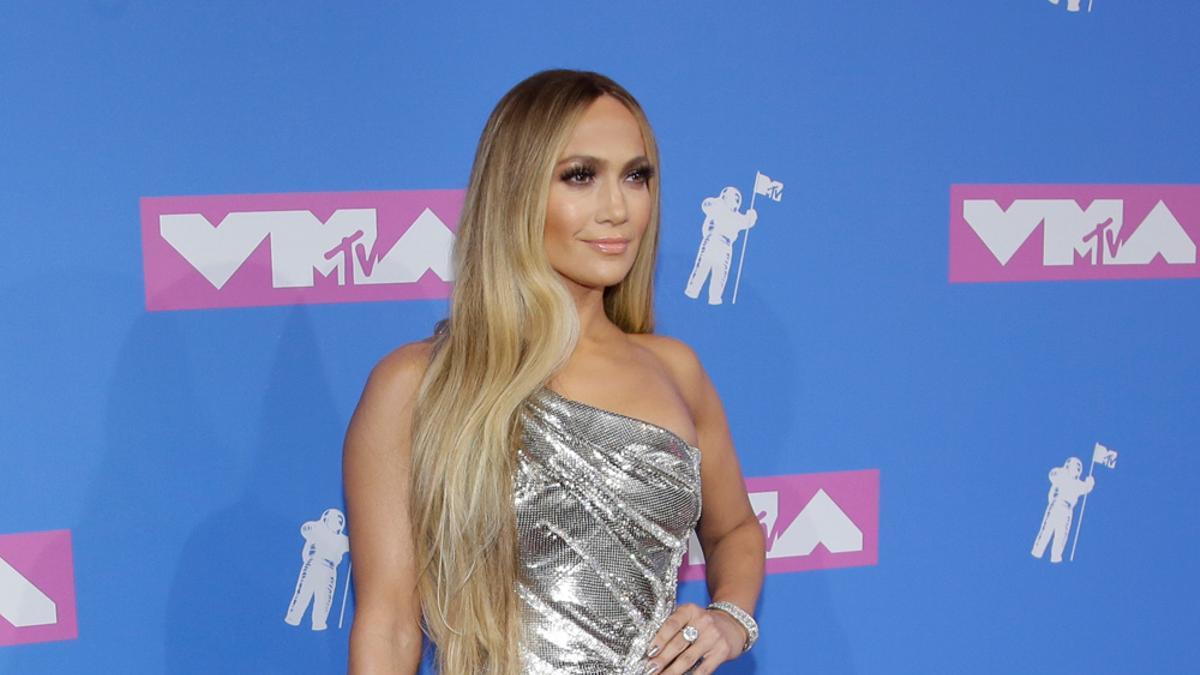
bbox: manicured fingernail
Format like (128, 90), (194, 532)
(645, 644), (660, 658)
(643, 662), (660, 675)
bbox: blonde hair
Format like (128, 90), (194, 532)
(409, 70), (662, 673)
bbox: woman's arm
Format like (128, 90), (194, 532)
(687, 348), (765, 627)
(344, 341), (433, 674)
(642, 337), (766, 674)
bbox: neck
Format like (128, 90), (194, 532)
(562, 276), (623, 348)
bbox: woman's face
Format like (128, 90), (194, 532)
(544, 94), (653, 293)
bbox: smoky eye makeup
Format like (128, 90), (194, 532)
(559, 162), (597, 184)
(627, 162), (655, 184)
(556, 158), (655, 185)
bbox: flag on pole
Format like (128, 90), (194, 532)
(1092, 442), (1118, 469)
(1070, 441), (1118, 561)
(753, 171), (784, 202)
(733, 169), (782, 305)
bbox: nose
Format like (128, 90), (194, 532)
(596, 175), (628, 225)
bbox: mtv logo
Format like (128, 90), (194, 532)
(950, 184), (1200, 283)
(141, 189), (464, 311)
(0, 530), (78, 646)
(680, 469), (879, 579)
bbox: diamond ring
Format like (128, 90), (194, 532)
(681, 625), (700, 643)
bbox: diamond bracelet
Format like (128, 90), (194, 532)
(706, 601), (759, 653)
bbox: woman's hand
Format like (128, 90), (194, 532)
(642, 603), (745, 674)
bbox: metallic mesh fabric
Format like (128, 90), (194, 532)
(514, 386), (703, 674)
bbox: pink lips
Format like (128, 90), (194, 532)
(583, 238), (629, 254)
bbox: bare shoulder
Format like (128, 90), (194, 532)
(629, 332), (702, 374)
(362, 337), (437, 404)
(344, 337), (437, 466)
(628, 333), (710, 411)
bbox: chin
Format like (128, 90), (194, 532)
(565, 271), (631, 290)
(593, 275), (632, 290)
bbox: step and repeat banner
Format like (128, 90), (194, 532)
(2, 2), (1197, 673)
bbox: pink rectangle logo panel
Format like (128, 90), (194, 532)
(0, 530), (78, 647)
(949, 184), (1200, 282)
(141, 189), (464, 311)
(680, 469), (879, 580)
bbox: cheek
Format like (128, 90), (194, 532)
(630, 188), (653, 229)
(545, 190), (589, 235)
(543, 194), (579, 251)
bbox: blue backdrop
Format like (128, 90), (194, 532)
(2, 1), (1198, 673)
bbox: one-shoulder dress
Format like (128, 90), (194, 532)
(515, 386), (703, 674)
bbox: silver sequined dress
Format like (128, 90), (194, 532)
(515, 386), (703, 674)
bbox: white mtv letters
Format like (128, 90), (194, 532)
(284, 508), (350, 631)
(688, 489), (862, 563)
(769, 490), (863, 556)
(963, 199), (1196, 267)
(684, 187), (758, 305)
(0, 556), (57, 627)
(160, 208), (455, 290)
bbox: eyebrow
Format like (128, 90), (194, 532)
(555, 154), (652, 170)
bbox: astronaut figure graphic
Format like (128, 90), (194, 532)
(1048, 0), (1084, 12)
(1031, 458), (1095, 563)
(284, 508), (350, 630)
(684, 187), (758, 305)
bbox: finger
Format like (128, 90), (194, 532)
(673, 630), (733, 675)
(652, 630), (694, 674)
(656, 612), (720, 674)
(691, 639), (733, 675)
(661, 638), (716, 675)
(645, 604), (702, 659)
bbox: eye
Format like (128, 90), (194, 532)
(559, 164), (596, 185)
(626, 164), (656, 185)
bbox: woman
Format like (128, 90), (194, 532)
(344, 69), (765, 675)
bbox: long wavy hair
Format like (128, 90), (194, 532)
(408, 70), (662, 674)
